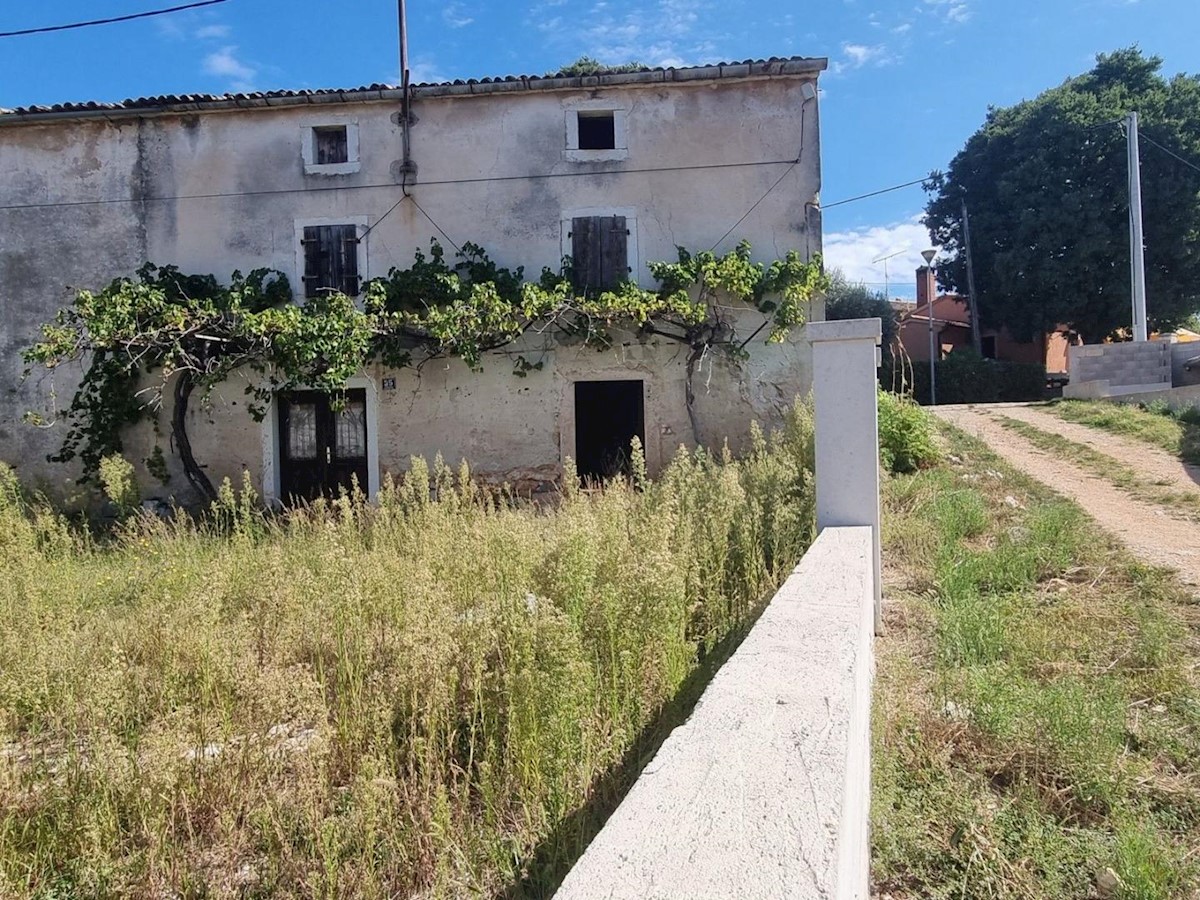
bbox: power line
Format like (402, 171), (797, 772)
(0, 0), (228, 38)
(0, 157), (800, 212)
(1140, 133), (1200, 176)
(709, 159), (800, 250)
(819, 177), (928, 211)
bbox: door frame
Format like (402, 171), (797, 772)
(558, 370), (655, 475)
(261, 375), (380, 505)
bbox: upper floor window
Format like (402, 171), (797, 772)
(302, 122), (360, 175)
(569, 215), (630, 294)
(564, 105), (628, 162)
(301, 224), (361, 297)
(577, 111), (616, 150)
(314, 125), (349, 164)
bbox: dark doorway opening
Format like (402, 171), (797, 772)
(278, 388), (369, 503)
(574, 380), (645, 482)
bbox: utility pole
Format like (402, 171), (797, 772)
(960, 199), (983, 354)
(1127, 111), (1148, 342)
(397, 0), (415, 183)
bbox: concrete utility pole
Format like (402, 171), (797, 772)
(398, 0), (414, 180)
(1127, 111), (1149, 342)
(960, 199), (983, 354)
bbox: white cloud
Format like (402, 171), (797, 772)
(195, 24), (231, 39)
(830, 41), (893, 74)
(203, 46), (256, 91)
(442, 3), (475, 27)
(530, 0), (717, 69)
(923, 0), (971, 24)
(408, 58), (448, 84)
(823, 216), (937, 299)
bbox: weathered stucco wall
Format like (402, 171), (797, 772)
(1, 73), (822, 501)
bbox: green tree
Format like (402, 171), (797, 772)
(823, 270), (899, 356)
(925, 48), (1200, 342)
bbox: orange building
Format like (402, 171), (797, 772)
(896, 267), (1075, 376)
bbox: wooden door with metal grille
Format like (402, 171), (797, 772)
(278, 389), (369, 502)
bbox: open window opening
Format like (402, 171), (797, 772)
(577, 110), (616, 150)
(574, 380), (645, 482)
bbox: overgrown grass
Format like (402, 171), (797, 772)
(995, 415), (1200, 522)
(874, 422), (1200, 899)
(1044, 399), (1200, 466)
(0, 412), (815, 899)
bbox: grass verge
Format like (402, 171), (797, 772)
(994, 415), (1200, 523)
(1043, 399), (1200, 466)
(0, 412), (815, 899)
(873, 421), (1200, 899)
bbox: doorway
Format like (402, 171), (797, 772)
(574, 380), (645, 482)
(277, 389), (369, 502)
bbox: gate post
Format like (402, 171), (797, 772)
(808, 318), (883, 635)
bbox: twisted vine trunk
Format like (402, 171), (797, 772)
(172, 372), (218, 505)
(684, 345), (703, 447)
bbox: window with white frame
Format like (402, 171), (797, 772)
(564, 104), (628, 162)
(301, 122), (360, 175)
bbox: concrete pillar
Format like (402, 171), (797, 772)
(808, 318), (883, 635)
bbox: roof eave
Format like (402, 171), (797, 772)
(0, 56), (827, 127)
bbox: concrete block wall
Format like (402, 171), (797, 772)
(1069, 340), (1172, 390)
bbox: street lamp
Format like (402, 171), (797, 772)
(921, 248), (938, 406)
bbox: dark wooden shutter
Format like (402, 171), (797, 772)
(572, 215), (628, 294)
(315, 126), (349, 165)
(302, 226), (325, 298)
(334, 224), (360, 296)
(302, 225), (360, 298)
(571, 216), (600, 295)
(600, 216), (628, 290)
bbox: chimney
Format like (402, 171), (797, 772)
(916, 266), (937, 309)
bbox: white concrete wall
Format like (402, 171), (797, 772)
(553, 526), (876, 900)
(1, 75), (822, 499)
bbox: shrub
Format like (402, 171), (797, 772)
(824, 271), (899, 359)
(886, 348), (1046, 405)
(878, 390), (940, 474)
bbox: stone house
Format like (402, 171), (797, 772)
(897, 266), (1075, 376)
(0, 57), (827, 504)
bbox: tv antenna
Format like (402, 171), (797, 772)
(871, 249), (907, 300)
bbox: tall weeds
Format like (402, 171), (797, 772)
(0, 406), (814, 898)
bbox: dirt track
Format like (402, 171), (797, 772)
(932, 404), (1200, 588)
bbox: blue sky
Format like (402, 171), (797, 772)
(1, 0), (1195, 298)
